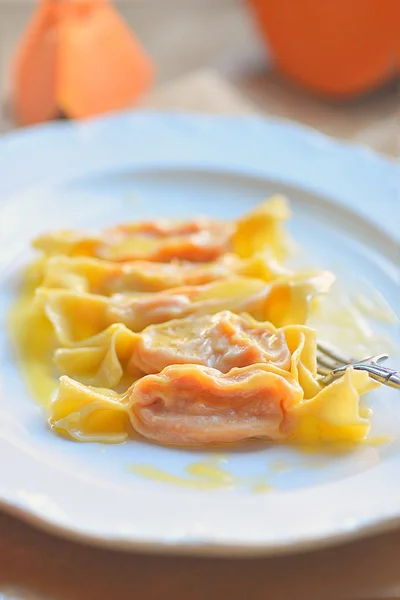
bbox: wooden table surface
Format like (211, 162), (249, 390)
(0, 3), (399, 599)
(2, 510), (400, 600)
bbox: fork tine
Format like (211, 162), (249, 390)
(316, 341), (352, 365)
(317, 365), (332, 377)
(372, 353), (389, 365)
(316, 353), (340, 370)
(316, 341), (398, 390)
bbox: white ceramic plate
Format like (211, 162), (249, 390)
(0, 113), (399, 556)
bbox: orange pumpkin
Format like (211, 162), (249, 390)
(248, 0), (399, 98)
(12, 0), (154, 125)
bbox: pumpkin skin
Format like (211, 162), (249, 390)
(248, 0), (399, 98)
(12, 1), (59, 126)
(12, 0), (154, 125)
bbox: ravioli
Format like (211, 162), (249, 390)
(10, 195), (380, 449)
(53, 311), (318, 388)
(40, 252), (289, 295)
(33, 196), (291, 263)
(129, 364), (302, 446)
(50, 366), (376, 445)
(36, 272), (334, 344)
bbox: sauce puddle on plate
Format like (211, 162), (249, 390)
(129, 455), (275, 493)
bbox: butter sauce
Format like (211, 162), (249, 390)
(309, 282), (399, 358)
(130, 457), (238, 491)
(129, 435), (392, 492)
(129, 454), (275, 492)
(8, 263), (58, 409)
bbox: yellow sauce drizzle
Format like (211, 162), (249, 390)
(252, 483), (274, 493)
(130, 456), (277, 493)
(359, 407), (373, 419)
(309, 282), (399, 358)
(185, 461), (235, 485)
(129, 461), (236, 491)
(8, 264), (57, 409)
(268, 459), (292, 473)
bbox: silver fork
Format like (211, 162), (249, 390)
(317, 341), (400, 390)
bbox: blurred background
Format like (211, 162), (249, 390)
(0, 0), (398, 156)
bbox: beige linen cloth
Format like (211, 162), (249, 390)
(1, 70), (399, 600)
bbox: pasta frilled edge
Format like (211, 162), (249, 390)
(49, 365), (376, 445)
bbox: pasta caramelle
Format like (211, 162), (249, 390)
(14, 196), (379, 447)
(52, 311), (317, 387)
(36, 271), (334, 344)
(34, 195), (290, 263)
(39, 252), (289, 295)
(50, 362), (376, 445)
